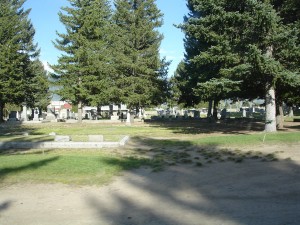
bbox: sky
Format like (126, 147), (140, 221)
(23, 0), (188, 76)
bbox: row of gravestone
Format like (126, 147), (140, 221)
(8, 108), (40, 121)
(7, 109), (136, 123)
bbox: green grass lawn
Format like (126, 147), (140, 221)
(0, 121), (299, 186)
(0, 150), (149, 186)
(191, 132), (300, 147)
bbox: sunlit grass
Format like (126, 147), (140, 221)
(0, 121), (299, 185)
(0, 150), (150, 186)
(192, 132), (300, 147)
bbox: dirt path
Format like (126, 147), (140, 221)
(1, 144), (300, 225)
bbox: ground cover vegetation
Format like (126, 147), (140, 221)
(173, 0), (300, 132)
(0, 122), (299, 185)
(0, 0), (51, 122)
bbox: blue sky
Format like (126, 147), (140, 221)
(23, 0), (188, 76)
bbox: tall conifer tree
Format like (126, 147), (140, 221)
(53, 0), (114, 122)
(27, 60), (51, 110)
(113, 0), (166, 110)
(0, 0), (39, 121)
(179, 0), (299, 131)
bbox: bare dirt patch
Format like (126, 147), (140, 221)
(1, 143), (300, 225)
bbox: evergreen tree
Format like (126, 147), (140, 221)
(53, 0), (114, 122)
(178, 0), (241, 118)
(272, 0), (300, 127)
(0, 0), (39, 121)
(179, 0), (299, 132)
(113, 0), (167, 110)
(26, 60), (51, 110)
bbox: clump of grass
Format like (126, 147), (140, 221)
(196, 162), (203, 167)
(180, 159), (193, 164)
(235, 157), (244, 163)
(150, 158), (165, 172)
(177, 152), (190, 158)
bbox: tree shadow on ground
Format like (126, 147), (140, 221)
(283, 122), (300, 131)
(145, 119), (300, 135)
(0, 200), (12, 212)
(0, 122), (39, 135)
(145, 118), (265, 135)
(0, 122), (51, 153)
(0, 156), (59, 182)
(86, 138), (300, 225)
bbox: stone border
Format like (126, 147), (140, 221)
(0, 136), (130, 149)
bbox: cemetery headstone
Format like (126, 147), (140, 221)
(8, 111), (18, 121)
(21, 104), (28, 121)
(126, 111), (134, 124)
(221, 108), (227, 120)
(45, 108), (56, 121)
(55, 135), (71, 142)
(88, 135), (104, 142)
(33, 108), (39, 121)
(242, 108), (246, 118)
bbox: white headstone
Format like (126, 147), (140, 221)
(21, 105), (28, 121)
(55, 135), (71, 142)
(126, 111), (134, 124)
(33, 108), (39, 121)
(242, 108), (246, 118)
(88, 135), (104, 142)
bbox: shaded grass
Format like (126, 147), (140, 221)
(0, 135), (53, 142)
(131, 132), (299, 149)
(0, 134), (123, 142)
(284, 116), (300, 122)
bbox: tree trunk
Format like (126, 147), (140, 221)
(276, 103), (284, 129)
(78, 100), (83, 123)
(213, 100), (219, 120)
(0, 102), (4, 122)
(207, 100), (213, 118)
(265, 85), (277, 132)
(97, 105), (102, 119)
(265, 46), (277, 132)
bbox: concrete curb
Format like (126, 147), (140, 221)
(0, 136), (130, 149)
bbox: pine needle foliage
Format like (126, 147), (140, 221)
(113, 0), (167, 109)
(177, 0), (300, 131)
(53, 0), (115, 121)
(0, 0), (40, 121)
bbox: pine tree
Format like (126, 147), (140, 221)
(0, 0), (39, 122)
(53, 0), (114, 122)
(177, 0), (241, 119)
(271, 0), (300, 128)
(179, 0), (299, 132)
(26, 60), (51, 110)
(112, 0), (166, 110)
